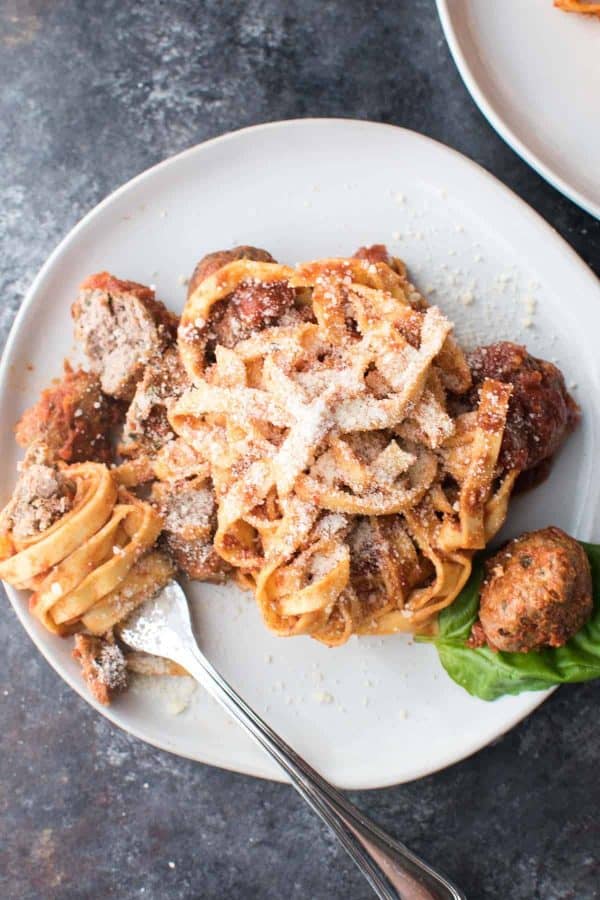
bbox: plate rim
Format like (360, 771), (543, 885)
(436, 0), (600, 220)
(2, 117), (599, 789)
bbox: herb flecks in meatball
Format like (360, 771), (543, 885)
(474, 527), (592, 653)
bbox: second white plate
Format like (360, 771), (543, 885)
(2, 119), (600, 788)
(437, 0), (600, 218)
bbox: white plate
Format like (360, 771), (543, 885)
(437, 0), (600, 219)
(2, 119), (600, 789)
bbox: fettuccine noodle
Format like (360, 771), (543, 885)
(0, 462), (165, 635)
(171, 255), (517, 644)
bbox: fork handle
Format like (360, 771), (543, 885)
(180, 646), (464, 900)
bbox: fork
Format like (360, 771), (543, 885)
(120, 581), (466, 900)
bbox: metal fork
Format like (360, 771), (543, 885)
(120, 581), (466, 900)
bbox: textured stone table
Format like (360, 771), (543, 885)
(1, 2), (599, 898)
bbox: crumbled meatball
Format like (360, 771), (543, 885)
(151, 477), (230, 581)
(72, 633), (128, 705)
(119, 348), (191, 459)
(15, 363), (120, 464)
(467, 343), (580, 476)
(4, 451), (74, 542)
(72, 272), (178, 401)
(473, 527), (592, 652)
(187, 245), (276, 298)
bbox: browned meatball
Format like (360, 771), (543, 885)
(15, 363), (120, 464)
(187, 245), (276, 298)
(476, 527), (592, 652)
(467, 343), (580, 476)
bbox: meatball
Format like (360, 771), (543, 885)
(15, 363), (120, 464)
(186, 246), (309, 361)
(210, 279), (300, 349)
(467, 343), (580, 476)
(151, 477), (230, 581)
(476, 527), (592, 652)
(119, 348), (191, 459)
(72, 633), (127, 705)
(187, 245), (275, 298)
(72, 272), (178, 401)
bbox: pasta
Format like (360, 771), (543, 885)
(170, 255), (517, 645)
(0, 461), (169, 635)
(1, 245), (578, 702)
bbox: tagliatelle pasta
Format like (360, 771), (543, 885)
(81, 549), (175, 635)
(0, 462), (166, 635)
(0, 462), (117, 588)
(170, 255), (518, 644)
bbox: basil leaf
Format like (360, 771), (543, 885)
(428, 542), (600, 701)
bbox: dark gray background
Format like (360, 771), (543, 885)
(1, 2), (599, 898)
